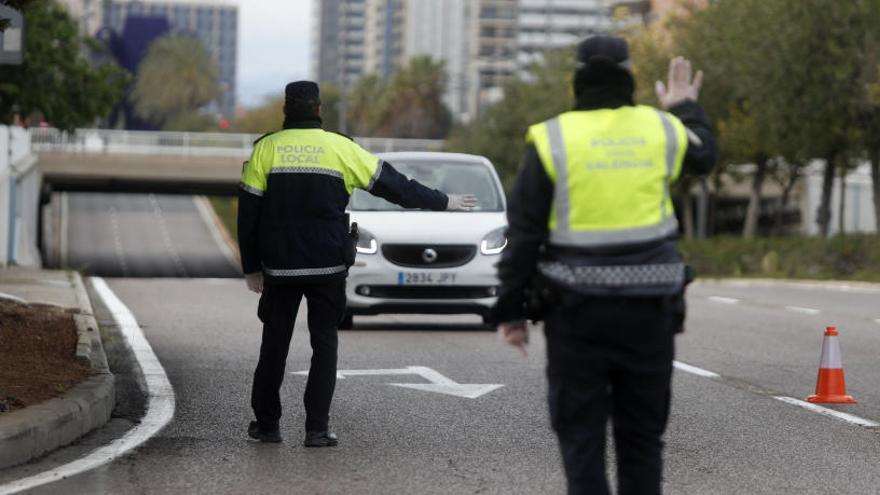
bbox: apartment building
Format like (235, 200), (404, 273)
(311, 0), (367, 89)
(364, 0), (406, 79)
(517, 0), (608, 68)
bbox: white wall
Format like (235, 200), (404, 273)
(0, 125), (41, 268)
(802, 163), (878, 236)
(0, 126), (10, 266)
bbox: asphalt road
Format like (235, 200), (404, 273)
(0, 278), (878, 494)
(3, 193), (880, 493)
(61, 193), (240, 278)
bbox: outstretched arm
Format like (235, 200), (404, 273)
(366, 160), (450, 211)
(345, 140), (476, 210)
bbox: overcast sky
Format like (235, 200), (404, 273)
(237, 0), (313, 108)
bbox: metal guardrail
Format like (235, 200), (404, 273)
(29, 128), (446, 156)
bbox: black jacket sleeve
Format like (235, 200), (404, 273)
(237, 190), (263, 274)
(492, 145), (553, 323)
(368, 160), (449, 211)
(668, 100), (717, 176)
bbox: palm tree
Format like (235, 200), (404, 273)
(383, 56), (451, 138)
(132, 35), (220, 128)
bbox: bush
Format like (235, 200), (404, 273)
(680, 235), (880, 282)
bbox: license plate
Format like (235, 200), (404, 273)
(398, 272), (457, 285)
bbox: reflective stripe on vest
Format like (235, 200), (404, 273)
(264, 265), (347, 277)
(270, 166), (344, 179)
(536, 107), (686, 248)
(538, 260), (685, 288)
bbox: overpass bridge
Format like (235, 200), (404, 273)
(31, 128), (446, 196)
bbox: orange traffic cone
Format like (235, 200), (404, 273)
(807, 326), (856, 404)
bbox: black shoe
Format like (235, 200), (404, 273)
(304, 430), (338, 447)
(248, 421), (282, 443)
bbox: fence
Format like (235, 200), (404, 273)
(29, 128), (446, 157)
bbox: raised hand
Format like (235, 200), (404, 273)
(655, 56), (704, 110)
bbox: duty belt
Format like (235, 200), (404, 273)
(538, 261), (685, 288)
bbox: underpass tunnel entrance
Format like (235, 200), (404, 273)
(41, 191), (241, 279)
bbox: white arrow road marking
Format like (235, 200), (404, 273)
(673, 361), (721, 379)
(292, 366), (503, 399)
(708, 296), (740, 305)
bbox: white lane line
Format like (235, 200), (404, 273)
(708, 296), (740, 305)
(673, 361), (721, 379)
(874, 318), (880, 325)
(109, 206), (130, 277)
(0, 278), (176, 495)
(784, 305), (821, 315)
(773, 396), (879, 428)
(149, 194), (189, 278)
(192, 196), (240, 271)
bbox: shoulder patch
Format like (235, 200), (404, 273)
(328, 130), (354, 141)
(253, 130), (280, 145)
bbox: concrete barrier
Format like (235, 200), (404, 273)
(0, 271), (115, 470)
(0, 125), (41, 268)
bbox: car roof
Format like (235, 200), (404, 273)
(375, 151), (493, 167)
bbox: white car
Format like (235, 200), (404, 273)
(343, 152), (508, 328)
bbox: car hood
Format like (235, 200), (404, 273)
(350, 211), (506, 245)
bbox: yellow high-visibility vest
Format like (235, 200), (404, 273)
(527, 105), (688, 248)
(240, 128), (381, 197)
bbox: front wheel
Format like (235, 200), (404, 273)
(482, 314), (496, 330)
(339, 312), (354, 330)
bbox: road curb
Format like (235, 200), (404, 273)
(695, 277), (880, 292)
(0, 275), (115, 470)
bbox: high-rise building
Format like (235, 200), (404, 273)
(364, 0), (405, 79)
(312, 0), (623, 123)
(57, 0), (105, 37)
(101, 0), (238, 118)
(402, 0), (470, 118)
(311, 0), (367, 89)
(465, 0), (518, 118)
(517, 0), (609, 68)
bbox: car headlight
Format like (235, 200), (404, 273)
(480, 227), (507, 255)
(356, 228), (378, 255)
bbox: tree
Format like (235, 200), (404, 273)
(233, 83), (341, 135)
(0, 0), (129, 130)
(131, 35), (220, 130)
(447, 48), (573, 187)
(348, 74), (387, 136)
(857, 0), (880, 232)
(345, 56), (451, 139)
(0, 0), (37, 31)
(235, 96), (284, 135)
(644, 0), (872, 238)
(381, 56), (451, 138)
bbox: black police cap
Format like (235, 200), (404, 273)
(285, 81), (320, 105)
(576, 35), (631, 70)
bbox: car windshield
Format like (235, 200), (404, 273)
(350, 159), (504, 212)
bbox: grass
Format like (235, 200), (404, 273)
(208, 197), (237, 241)
(680, 234), (880, 282)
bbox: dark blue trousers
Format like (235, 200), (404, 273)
(545, 296), (675, 495)
(251, 279), (346, 432)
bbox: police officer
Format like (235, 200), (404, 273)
(239, 81), (476, 447)
(494, 36), (717, 494)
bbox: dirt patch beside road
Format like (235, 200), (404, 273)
(0, 301), (92, 413)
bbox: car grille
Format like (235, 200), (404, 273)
(356, 285), (496, 300)
(381, 244), (476, 268)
